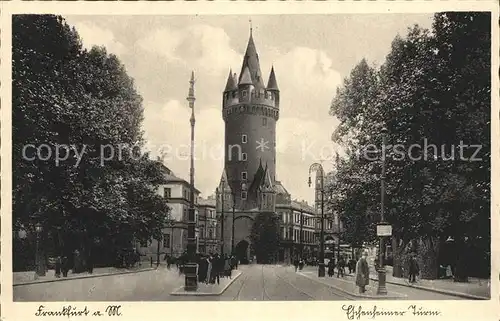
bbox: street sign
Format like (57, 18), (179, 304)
(377, 223), (392, 236)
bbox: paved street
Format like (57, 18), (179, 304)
(14, 266), (184, 301)
(14, 264), (466, 301)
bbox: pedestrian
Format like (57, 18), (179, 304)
(231, 255), (238, 270)
(337, 256), (345, 277)
(87, 250), (94, 274)
(355, 251), (370, 294)
(206, 256), (213, 284)
(446, 264), (453, 278)
(166, 255), (172, 269)
(408, 253), (419, 284)
(348, 258), (356, 274)
(213, 255), (221, 285)
(298, 258), (304, 271)
(224, 256), (232, 278)
(73, 249), (82, 273)
(54, 256), (62, 278)
(61, 254), (70, 277)
(327, 259), (335, 277)
(198, 255), (208, 282)
(293, 258), (299, 272)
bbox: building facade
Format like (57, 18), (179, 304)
(136, 164), (200, 259)
(197, 196), (219, 255)
(277, 199), (317, 264)
(315, 171), (346, 259)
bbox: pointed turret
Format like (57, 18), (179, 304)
(239, 66), (253, 86)
(239, 30), (265, 89)
(262, 163), (274, 192)
(259, 163), (276, 212)
(224, 69), (237, 92)
(218, 168), (232, 192)
(267, 66), (279, 90)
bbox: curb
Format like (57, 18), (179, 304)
(298, 272), (405, 299)
(13, 267), (156, 286)
(343, 273), (489, 300)
(170, 271), (243, 296)
(364, 275), (489, 300)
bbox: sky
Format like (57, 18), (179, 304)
(63, 14), (434, 205)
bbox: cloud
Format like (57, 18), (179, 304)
(268, 46), (342, 121)
(137, 24), (242, 76)
(143, 100), (225, 198)
(71, 22), (126, 57)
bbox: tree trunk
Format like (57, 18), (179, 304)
(391, 236), (407, 277)
(453, 238), (469, 282)
(417, 236), (440, 280)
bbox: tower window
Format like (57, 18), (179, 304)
(262, 118), (267, 126)
(242, 90), (247, 98)
(242, 134), (247, 144)
(241, 191), (247, 200)
(241, 153), (247, 161)
(241, 172), (248, 180)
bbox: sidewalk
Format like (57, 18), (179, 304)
(298, 270), (406, 299)
(171, 270), (243, 296)
(344, 265), (490, 300)
(14, 265), (155, 286)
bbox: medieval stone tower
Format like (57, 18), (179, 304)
(221, 29), (279, 211)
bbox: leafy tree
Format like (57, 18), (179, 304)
(12, 15), (171, 268)
(250, 213), (280, 264)
(328, 12), (490, 280)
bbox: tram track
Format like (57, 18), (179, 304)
(271, 266), (355, 301)
(232, 265), (355, 301)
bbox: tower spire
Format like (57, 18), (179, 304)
(267, 65), (279, 90)
(239, 23), (264, 89)
(249, 19), (253, 36)
(224, 69), (237, 92)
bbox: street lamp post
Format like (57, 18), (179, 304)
(218, 176), (226, 256)
(184, 71), (198, 291)
(231, 192), (236, 254)
(299, 209), (303, 259)
(376, 127), (389, 295)
(35, 222), (45, 278)
(308, 163), (326, 278)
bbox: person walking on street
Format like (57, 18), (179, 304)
(61, 254), (70, 277)
(224, 256), (232, 278)
(337, 256), (345, 277)
(355, 251), (370, 294)
(348, 258), (356, 274)
(206, 256), (213, 284)
(231, 255), (238, 270)
(327, 259), (335, 277)
(298, 258), (304, 271)
(54, 256), (62, 278)
(408, 253), (419, 284)
(198, 255), (208, 283)
(213, 254), (222, 285)
(293, 258), (299, 272)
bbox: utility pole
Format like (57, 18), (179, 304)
(377, 127), (389, 295)
(219, 177), (226, 256)
(309, 163), (326, 277)
(231, 192), (236, 254)
(299, 209), (303, 259)
(184, 71), (198, 291)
